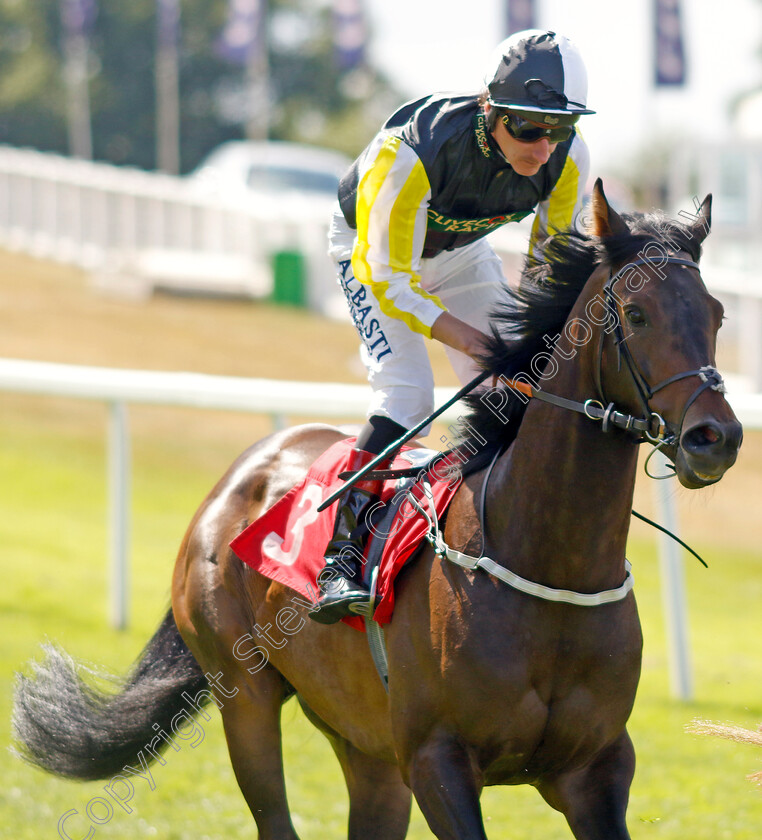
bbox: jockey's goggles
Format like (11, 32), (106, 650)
(500, 111), (577, 144)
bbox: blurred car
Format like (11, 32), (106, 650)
(187, 140), (352, 208)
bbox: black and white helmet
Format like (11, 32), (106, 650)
(485, 30), (595, 125)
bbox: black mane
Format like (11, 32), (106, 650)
(457, 211), (703, 476)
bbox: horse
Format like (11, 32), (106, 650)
(14, 181), (743, 840)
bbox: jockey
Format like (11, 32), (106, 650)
(310, 29), (595, 624)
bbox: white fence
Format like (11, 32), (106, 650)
(2, 356), (761, 700)
(0, 145), (339, 315)
(3, 144), (762, 384)
(0, 357), (462, 634)
(1, 141), (761, 698)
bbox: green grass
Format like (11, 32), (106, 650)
(2, 230), (760, 839)
(2, 401), (761, 839)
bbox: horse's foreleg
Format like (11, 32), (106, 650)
(405, 730), (488, 840)
(537, 731), (635, 840)
(331, 737), (412, 840)
(217, 663), (301, 840)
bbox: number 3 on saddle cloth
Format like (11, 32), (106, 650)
(230, 438), (463, 631)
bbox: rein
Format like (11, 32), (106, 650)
(328, 254), (724, 503)
(348, 255), (726, 608)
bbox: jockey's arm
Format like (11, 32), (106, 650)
(431, 311), (491, 362)
(351, 135), (447, 337)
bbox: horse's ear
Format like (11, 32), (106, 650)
(589, 178), (629, 239)
(689, 194), (712, 245)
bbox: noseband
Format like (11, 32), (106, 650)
(590, 255), (726, 451)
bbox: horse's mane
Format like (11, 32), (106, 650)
(458, 211), (704, 476)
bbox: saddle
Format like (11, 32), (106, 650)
(230, 438), (463, 631)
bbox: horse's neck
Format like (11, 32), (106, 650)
(485, 360), (639, 591)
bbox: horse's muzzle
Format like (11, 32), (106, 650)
(675, 414), (743, 488)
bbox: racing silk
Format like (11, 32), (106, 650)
(338, 93), (590, 337)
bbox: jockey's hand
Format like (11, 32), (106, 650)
(431, 311), (491, 362)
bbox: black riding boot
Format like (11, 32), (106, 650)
(309, 448), (385, 624)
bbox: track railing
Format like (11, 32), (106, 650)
(3, 144), (762, 386)
(2, 357), (761, 700)
(0, 145), (338, 314)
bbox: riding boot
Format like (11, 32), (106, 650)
(309, 448), (387, 625)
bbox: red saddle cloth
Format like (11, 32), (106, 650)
(230, 438), (462, 630)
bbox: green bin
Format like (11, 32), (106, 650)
(271, 250), (306, 307)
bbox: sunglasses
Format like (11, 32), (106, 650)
(500, 112), (575, 144)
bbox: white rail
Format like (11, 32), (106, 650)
(2, 357), (760, 701)
(2, 356), (758, 435)
(0, 358), (464, 633)
(3, 144), (762, 384)
(0, 145), (339, 315)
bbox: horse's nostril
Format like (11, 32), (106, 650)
(700, 426), (720, 445)
(683, 424), (723, 450)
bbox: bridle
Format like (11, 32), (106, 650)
(346, 256), (728, 487)
(362, 254), (727, 613)
(492, 253), (727, 478)
(450, 252), (727, 594)
(591, 254), (726, 453)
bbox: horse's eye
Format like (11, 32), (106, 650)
(624, 306), (646, 326)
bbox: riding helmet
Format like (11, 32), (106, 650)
(485, 30), (595, 126)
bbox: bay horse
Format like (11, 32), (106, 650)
(14, 181), (742, 839)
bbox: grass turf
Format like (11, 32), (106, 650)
(1, 251), (761, 838)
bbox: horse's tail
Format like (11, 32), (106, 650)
(12, 608), (209, 781)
